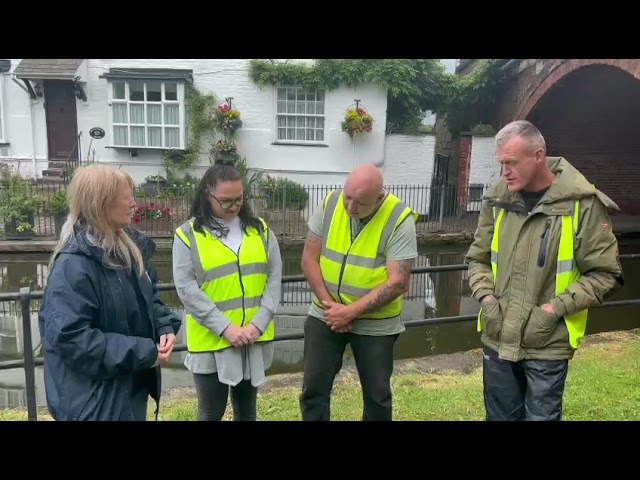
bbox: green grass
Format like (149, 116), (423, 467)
(2, 330), (639, 421)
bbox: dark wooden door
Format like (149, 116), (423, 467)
(44, 80), (78, 160)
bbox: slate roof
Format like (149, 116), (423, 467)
(13, 59), (84, 79)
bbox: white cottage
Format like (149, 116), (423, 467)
(0, 59), (441, 217)
(0, 59), (392, 183)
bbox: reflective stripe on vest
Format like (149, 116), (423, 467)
(175, 218), (272, 353)
(477, 200), (587, 349)
(315, 190), (419, 320)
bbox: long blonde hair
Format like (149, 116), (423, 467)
(50, 165), (145, 275)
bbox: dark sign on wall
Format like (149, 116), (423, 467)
(89, 127), (105, 140)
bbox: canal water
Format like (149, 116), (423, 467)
(0, 240), (638, 410)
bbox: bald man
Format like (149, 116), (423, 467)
(299, 164), (419, 421)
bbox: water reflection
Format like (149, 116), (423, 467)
(1, 240), (639, 409)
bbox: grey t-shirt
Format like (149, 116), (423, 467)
(307, 196), (418, 336)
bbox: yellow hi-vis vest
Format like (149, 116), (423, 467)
(314, 190), (419, 320)
(477, 200), (588, 349)
(175, 218), (273, 353)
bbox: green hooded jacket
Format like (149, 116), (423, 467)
(466, 157), (624, 361)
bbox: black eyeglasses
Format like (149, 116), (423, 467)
(210, 193), (244, 210)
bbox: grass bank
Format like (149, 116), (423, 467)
(2, 329), (639, 421)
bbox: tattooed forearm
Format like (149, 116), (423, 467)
(396, 259), (413, 280)
(360, 282), (405, 315)
(354, 258), (414, 316)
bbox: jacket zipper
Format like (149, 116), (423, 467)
(217, 240), (246, 326)
(537, 218), (552, 267)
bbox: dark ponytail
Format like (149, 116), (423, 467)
(191, 159), (263, 235)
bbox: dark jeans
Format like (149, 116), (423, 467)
(299, 316), (398, 421)
(192, 372), (257, 421)
(482, 346), (569, 421)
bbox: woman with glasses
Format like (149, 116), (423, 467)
(172, 159), (282, 421)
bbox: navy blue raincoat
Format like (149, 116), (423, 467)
(38, 226), (181, 421)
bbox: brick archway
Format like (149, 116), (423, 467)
(516, 59), (640, 120)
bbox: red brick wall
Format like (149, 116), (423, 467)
(457, 136), (472, 209)
(527, 64), (640, 215)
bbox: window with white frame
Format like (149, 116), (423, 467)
(276, 87), (325, 143)
(109, 80), (185, 149)
(0, 74), (6, 143)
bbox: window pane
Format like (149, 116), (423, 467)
(164, 105), (179, 125)
(164, 83), (178, 101)
(114, 126), (128, 146)
(148, 127), (162, 147)
(277, 88), (286, 101)
(130, 127), (145, 146)
(287, 117), (295, 128)
(317, 118), (324, 129)
(146, 81), (162, 102)
(113, 103), (127, 123)
(287, 89), (296, 113)
(277, 128), (286, 139)
(130, 104), (145, 124)
(113, 82), (125, 100)
(129, 81), (144, 101)
(277, 100), (286, 113)
(147, 105), (161, 125)
(306, 100), (315, 114)
(277, 116), (286, 128)
(287, 128), (294, 140)
(306, 129), (314, 141)
(165, 128), (180, 148)
(316, 90), (325, 114)
(296, 126), (305, 140)
(316, 129), (324, 142)
(306, 117), (316, 129)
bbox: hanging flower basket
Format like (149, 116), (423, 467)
(214, 101), (242, 136)
(341, 106), (374, 141)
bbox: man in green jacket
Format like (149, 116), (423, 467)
(466, 120), (624, 421)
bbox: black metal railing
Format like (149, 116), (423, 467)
(1, 254), (639, 421)
(0, 182), (491, 239)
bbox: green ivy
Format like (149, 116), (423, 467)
(248, 59), (509, 134)
(163, 84), (217, 175)
(437, 59), (509, 131)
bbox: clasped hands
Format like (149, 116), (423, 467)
(322, 300), (356, 333)
(223, 323), (263, 347)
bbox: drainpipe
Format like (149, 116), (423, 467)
(29, 97), (36, 178)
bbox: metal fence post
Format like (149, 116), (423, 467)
(19, 286), (38, 421)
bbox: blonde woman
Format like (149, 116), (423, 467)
(38, 165), (181, 421)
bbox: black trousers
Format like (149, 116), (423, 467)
(192, 372), (257, 421)
(299, 316), (398, 421)
(482, 346), (569, 421)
